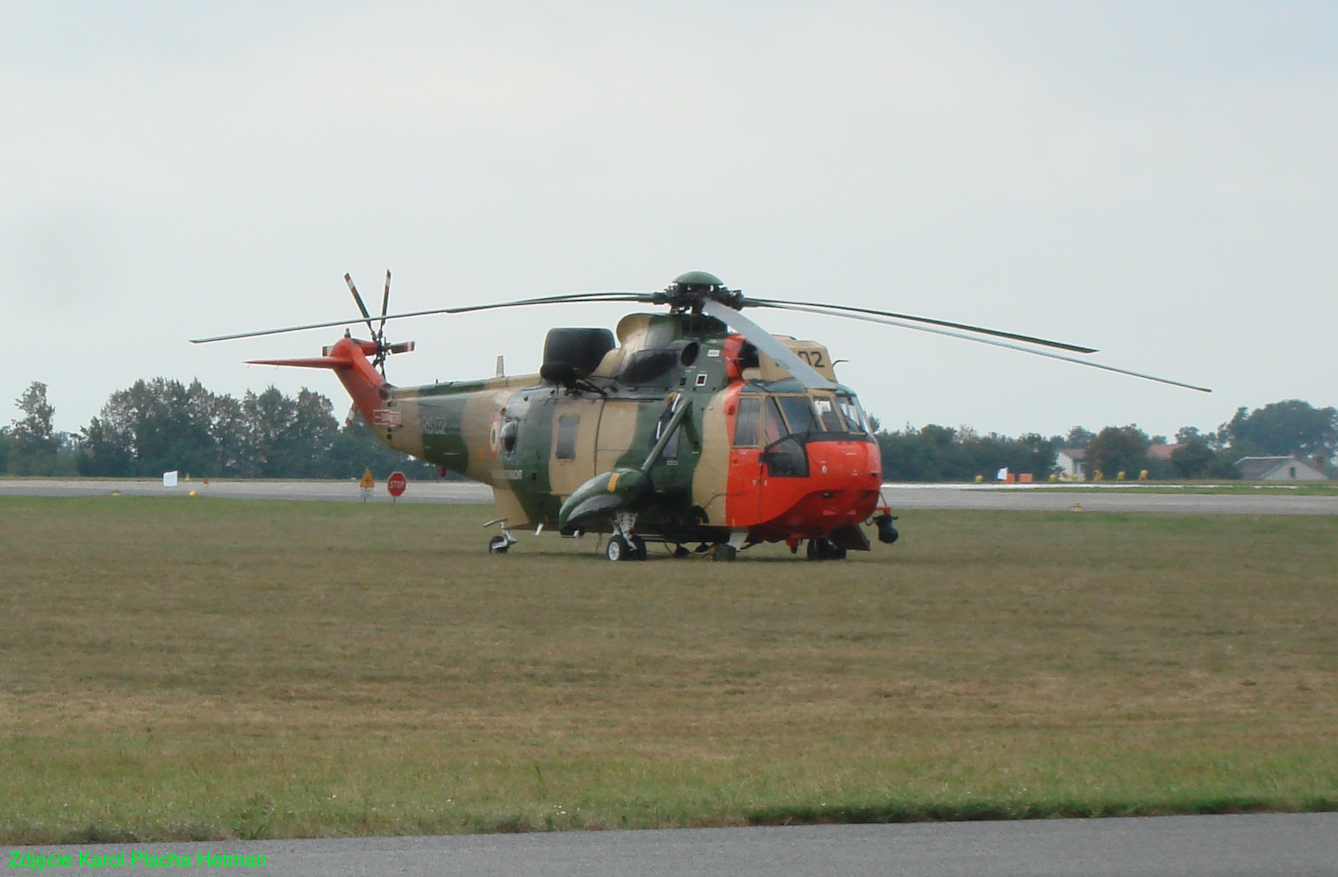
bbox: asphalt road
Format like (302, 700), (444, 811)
(3, 478), (1336, 514)
(17, 813), (1338, 876)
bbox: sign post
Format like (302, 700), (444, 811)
(387, 471), (407, 503)
(359, 468), (375, 503)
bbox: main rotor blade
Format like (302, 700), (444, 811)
(378, 270), (392, 337)
(771, 303), (1211, 393)
(344, 274), (377, 339)
(700, 299), (835, 390)
(190, 291), (654, 344)
(747, 298), (1097, 354)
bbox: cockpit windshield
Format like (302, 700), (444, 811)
(776, 396), (819, 435)
(734, 392), (872, 448)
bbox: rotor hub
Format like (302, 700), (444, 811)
(655, 271), (745, 313)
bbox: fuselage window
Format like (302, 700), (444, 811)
(655, 410), (681, 460)
(555, 414), (579, 460)
(777, 395), (819, 436)
(734, 396), (762, 447)
(813, 396), (844, 432)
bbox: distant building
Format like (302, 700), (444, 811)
(1056, 448), (1086, 481)
(1235, 455), (1329, 481)
(1148, 443), (1183, 462)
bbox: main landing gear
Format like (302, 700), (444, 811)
(606, 533), (648, 561)
(605, 510), (648, 561)
(806, 537), (847, 561)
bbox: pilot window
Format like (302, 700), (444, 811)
(555, 415), (579, 460)
(813, 396), (844, 432)
(777, 395), (819, 435)
(734, 397), (761, 447)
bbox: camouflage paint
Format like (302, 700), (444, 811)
(297, 314), (882, 545)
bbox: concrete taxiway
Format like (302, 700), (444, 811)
(2, 478), (1336, 514)
(17, 813), (1338, 876)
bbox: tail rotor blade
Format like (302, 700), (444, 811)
(378, 270), (391, 338)
(345, 273), (377, 339)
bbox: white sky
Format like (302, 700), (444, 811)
(2, 1), (1334, 440)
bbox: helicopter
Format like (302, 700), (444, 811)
(193, 271), (1210, 562)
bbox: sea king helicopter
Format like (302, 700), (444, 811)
(193, 271), (1209, 562)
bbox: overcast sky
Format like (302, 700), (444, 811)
(2, 1), (1334, 440)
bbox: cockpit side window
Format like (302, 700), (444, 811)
(837, 394), (870, 434)
(777, 395), (819, 436)
(733, 396), (762, 448)
(812, 395), (844, 432)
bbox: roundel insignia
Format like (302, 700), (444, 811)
(488, 414), (501, 458)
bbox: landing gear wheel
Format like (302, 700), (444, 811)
(630, 535), (647, 560)
(711, 543), (737, 562)
(607, 535), (633, 562)
(806, 538), (847, 561)
(488, 535), (510, 554)
(673, 544), (691, 558)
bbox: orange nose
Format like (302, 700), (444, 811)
(757, 439), (883, 538)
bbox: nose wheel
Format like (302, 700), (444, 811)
(486, 522), (518, 554)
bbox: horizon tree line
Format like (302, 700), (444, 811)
(2, 380), (1334, 483)
(1, 379), (439, 480)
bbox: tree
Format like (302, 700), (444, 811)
(875, 423), (1058, 482)
(78, 378), (442, 480)
(1170, 441), (1215, 479)
(79, 378), (229, 477)
(9, 382), (63, 475)
(240, 385), (345, 476)
(1084, 426), (1150, 479)
(1064, 426), (1095, 448)
(1222, 400), (1338, 457)
(13, 382), (57, 455)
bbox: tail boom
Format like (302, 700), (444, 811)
(248, 336), (388, 424)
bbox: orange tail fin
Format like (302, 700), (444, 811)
(248, 336), (387, 424)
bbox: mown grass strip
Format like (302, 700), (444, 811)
(2, 496), (1334, 842)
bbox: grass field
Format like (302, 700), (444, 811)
(1, 496), (1335, 844)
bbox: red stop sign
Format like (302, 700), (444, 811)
(387, 471), (407, 497)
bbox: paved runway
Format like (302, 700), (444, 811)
(3, 478), (1336, 514)
(880, 483), (1338, 515)
(0, 477), (495, 504)
(17, 813), (1338, 876)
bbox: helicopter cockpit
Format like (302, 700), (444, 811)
(731, 388), (874, 478)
